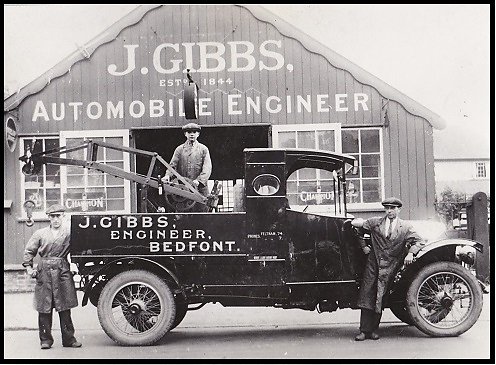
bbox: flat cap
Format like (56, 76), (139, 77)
(182, 123), (201, 132)
(382, 197), (402, 208)
(46, 203), (66, 215)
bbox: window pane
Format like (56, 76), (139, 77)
(65, 138), (85, 160)
(346, 179), (361, 204)
(45, 139), (60, 151)
(88, 170), (105, 186)
(317, 130), (335, 151)
(349, 154), (360, 178)
(287, 171), (297, 182)
(342, 130), (359, 153)
(67, 174), (85, 186)
(278, 131), (296, 148)
(107, 175), (125, 186)
(46, 164), (60, 187)
(297, 131), (315, 149)
(107, 199), (125, 211)
(107, 187), (124, 199)
(320, 169), (334, 180)
(25, 189), (45, 213)
(361, 130), (380, 153)
(299, 168), (316, 180)
(106, 137), (124, 160)
(361, 154), (380, 178)
(362, 179), (381, 203)
(287, 181), (298, 206)
(46, 188), (61, 207)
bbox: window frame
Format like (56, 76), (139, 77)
(474, 161), (487, 179)
(60, 129), (131, 214)
(271, 123), (385, 210)
(342, 126), (385, 209)
(19, 135), (61, 220)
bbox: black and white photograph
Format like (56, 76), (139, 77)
(4, 4), (492, 361)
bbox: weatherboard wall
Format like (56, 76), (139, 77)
(4, 5), (436, 265)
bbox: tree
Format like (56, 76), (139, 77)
(435, 187), (467, 228)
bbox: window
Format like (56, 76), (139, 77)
(252, 174), (280, 196)
(342, 128), (383, 204)
(20, 137), (61, 218)
(475, 162), (487, 179)
(60, 130), (131, 213)
(272, 124), (383, 208)
(20, 130), (131, 219)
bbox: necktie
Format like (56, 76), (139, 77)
(387, 219), (394, 239)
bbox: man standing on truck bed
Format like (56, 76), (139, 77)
(162, 122), (212, 212)
(22, 204), (82, 350)
(351, 197), (424, 341)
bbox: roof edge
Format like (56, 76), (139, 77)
(242, 5), (446, 130)
(4, 5), (159, 112)
(5, 4), (446, 131)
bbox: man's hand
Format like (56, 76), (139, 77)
(192, 179), (200, 188)
(404, 252), (415, 265)
(362, 246), (371, 255)
(26, 266), (37, 278)
(351, 218), (365, 228)
(161, 175), (170, 184)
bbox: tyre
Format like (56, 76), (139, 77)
(170, 300), (187, 331)
(406, 262), (483, 337)
(389, 302), (414, 326)
(97, 270), (176, 346)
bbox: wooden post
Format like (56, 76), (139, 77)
(466, 192), (490, 283)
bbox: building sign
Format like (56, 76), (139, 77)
(71, 214), (244, 256)
(30, 39), (371, 123)
(5, 115), (18, 152)
(64, 192), (107, 212)
(297, 182), (337, 205)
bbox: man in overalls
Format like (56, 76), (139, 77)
(22, 203), (82, 349)
(162, 123), (212, 212)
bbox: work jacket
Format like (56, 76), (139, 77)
(23, 223), (78, 313)
(166, 141), (212, 196)
(358, 216), (424, 313)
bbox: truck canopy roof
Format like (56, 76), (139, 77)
(244, 148), (356, 176)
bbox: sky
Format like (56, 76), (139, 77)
(4, 4), (491, 158)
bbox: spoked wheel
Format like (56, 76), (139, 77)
(406, 262), (483, 337)
(98, 270), (176, 346)
(164, 177), (198, 212)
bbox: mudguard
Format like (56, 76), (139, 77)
(81, 256), (181, 306)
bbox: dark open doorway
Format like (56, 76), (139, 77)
(132, 124), (270, 211)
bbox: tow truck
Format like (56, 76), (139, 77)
(20, 139), (484, 346)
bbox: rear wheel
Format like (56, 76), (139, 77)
(97, 270), (176, 346)
(406, 262), (483, 337)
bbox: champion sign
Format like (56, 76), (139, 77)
(64, 192), (106, 212)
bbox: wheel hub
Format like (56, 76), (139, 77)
(128, 299), (146, 315)
(440, 295), (453, 309)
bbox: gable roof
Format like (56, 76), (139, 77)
(4, 5), (446, 130)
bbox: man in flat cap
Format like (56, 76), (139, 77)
(22, 203), (82, 349)
(162, 123), (212, 212)
(351, 197), (424, 341)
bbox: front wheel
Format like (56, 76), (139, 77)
(97, 270), (176, 346)
(406, 262), (483, 337)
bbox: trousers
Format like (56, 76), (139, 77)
(359, 308), (382, 333)
(38, 309), (77, 346)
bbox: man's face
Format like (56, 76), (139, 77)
(385, 206), (400, 220)
(48, 213), (64, 228)
(184, 130), (199, 143)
